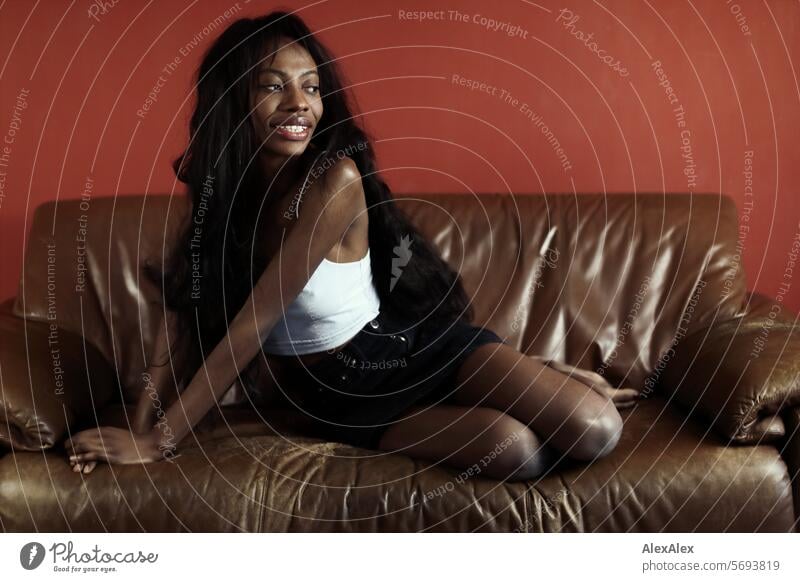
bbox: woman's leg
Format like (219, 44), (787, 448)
(376, 404), (556, 481)
(444, 343), (623, 462)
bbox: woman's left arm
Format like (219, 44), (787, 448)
(542, 358), (640, 409)
(64, 158), (365, 469)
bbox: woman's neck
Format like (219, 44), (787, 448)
(260, 153), (302, 198)
(259, 144), (324, 202)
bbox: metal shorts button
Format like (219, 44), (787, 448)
(368, 319), (380, 330)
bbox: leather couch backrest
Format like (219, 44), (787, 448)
(395, 192), (746, 389)
(13, 192), (746, 400)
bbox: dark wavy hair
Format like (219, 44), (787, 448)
(144, 10), (474, 390)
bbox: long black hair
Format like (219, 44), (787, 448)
(144, 10), (474, 389)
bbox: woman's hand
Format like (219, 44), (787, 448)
(63, 427), (167, 475)
(534, 357), (640, 409)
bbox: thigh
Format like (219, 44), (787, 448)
(377, 404), (544, 479)
(445, 342), (616, 454)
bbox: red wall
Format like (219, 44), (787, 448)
(1, 0), (798, 315)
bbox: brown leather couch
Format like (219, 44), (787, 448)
(2, 192), (799, 532)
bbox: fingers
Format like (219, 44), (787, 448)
(548, 363), (614, 390)
(68, 450), (105, 476)
(69, 451), (103, 463)
(615, 388), (640, 398)
(607, 387), (640, 409)
(64, 437), (94, 454)
(69, 456), (101, 474)
(581, 371), (611, 387)
(65, 428), (113, 474)
(70, 460), (98, 473)
(593, 385), (640, 408)
(65, 434), (105, 457)
(64, 428), (100, 447)
(65, 441), (90, 455)
(598, 386), (638, 398)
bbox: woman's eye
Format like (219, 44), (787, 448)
(259, 84), (318, 95)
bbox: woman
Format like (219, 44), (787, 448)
(65, 11), (637, 480)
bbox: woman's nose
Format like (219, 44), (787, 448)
(282, 83), (310, 111)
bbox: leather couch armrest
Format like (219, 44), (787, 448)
(0, 312), (117, 450)
(781, 406), (800, 531)
(658, 300), (800, 445)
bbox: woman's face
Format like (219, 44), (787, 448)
(251, 37), (323, 160)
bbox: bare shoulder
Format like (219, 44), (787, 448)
(308, 155), (365, 217)
(320, 156), (362, 198)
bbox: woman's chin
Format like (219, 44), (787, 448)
(268, 140), (310, 157)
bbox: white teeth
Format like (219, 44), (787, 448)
(276, 125), (307, 133)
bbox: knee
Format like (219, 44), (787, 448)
(481, 418), (551, 481)
(505, 438), (555, 481)
(568, 405), (623, 462)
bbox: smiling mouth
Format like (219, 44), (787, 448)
(271, 123), (311, 141)
(274, 125), (308, 134)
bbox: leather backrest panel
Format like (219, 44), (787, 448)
(13, 192), (745, 398)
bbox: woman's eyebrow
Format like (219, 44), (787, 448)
(259, 67), (318, 79)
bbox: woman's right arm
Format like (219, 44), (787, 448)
(65, 157), (364, 468)
(71, 310), (184, 473)
(131, 309), (183, 434)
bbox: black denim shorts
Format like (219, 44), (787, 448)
(285, 308), (508, 450)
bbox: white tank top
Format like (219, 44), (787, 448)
(261, 248), (381, 355)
